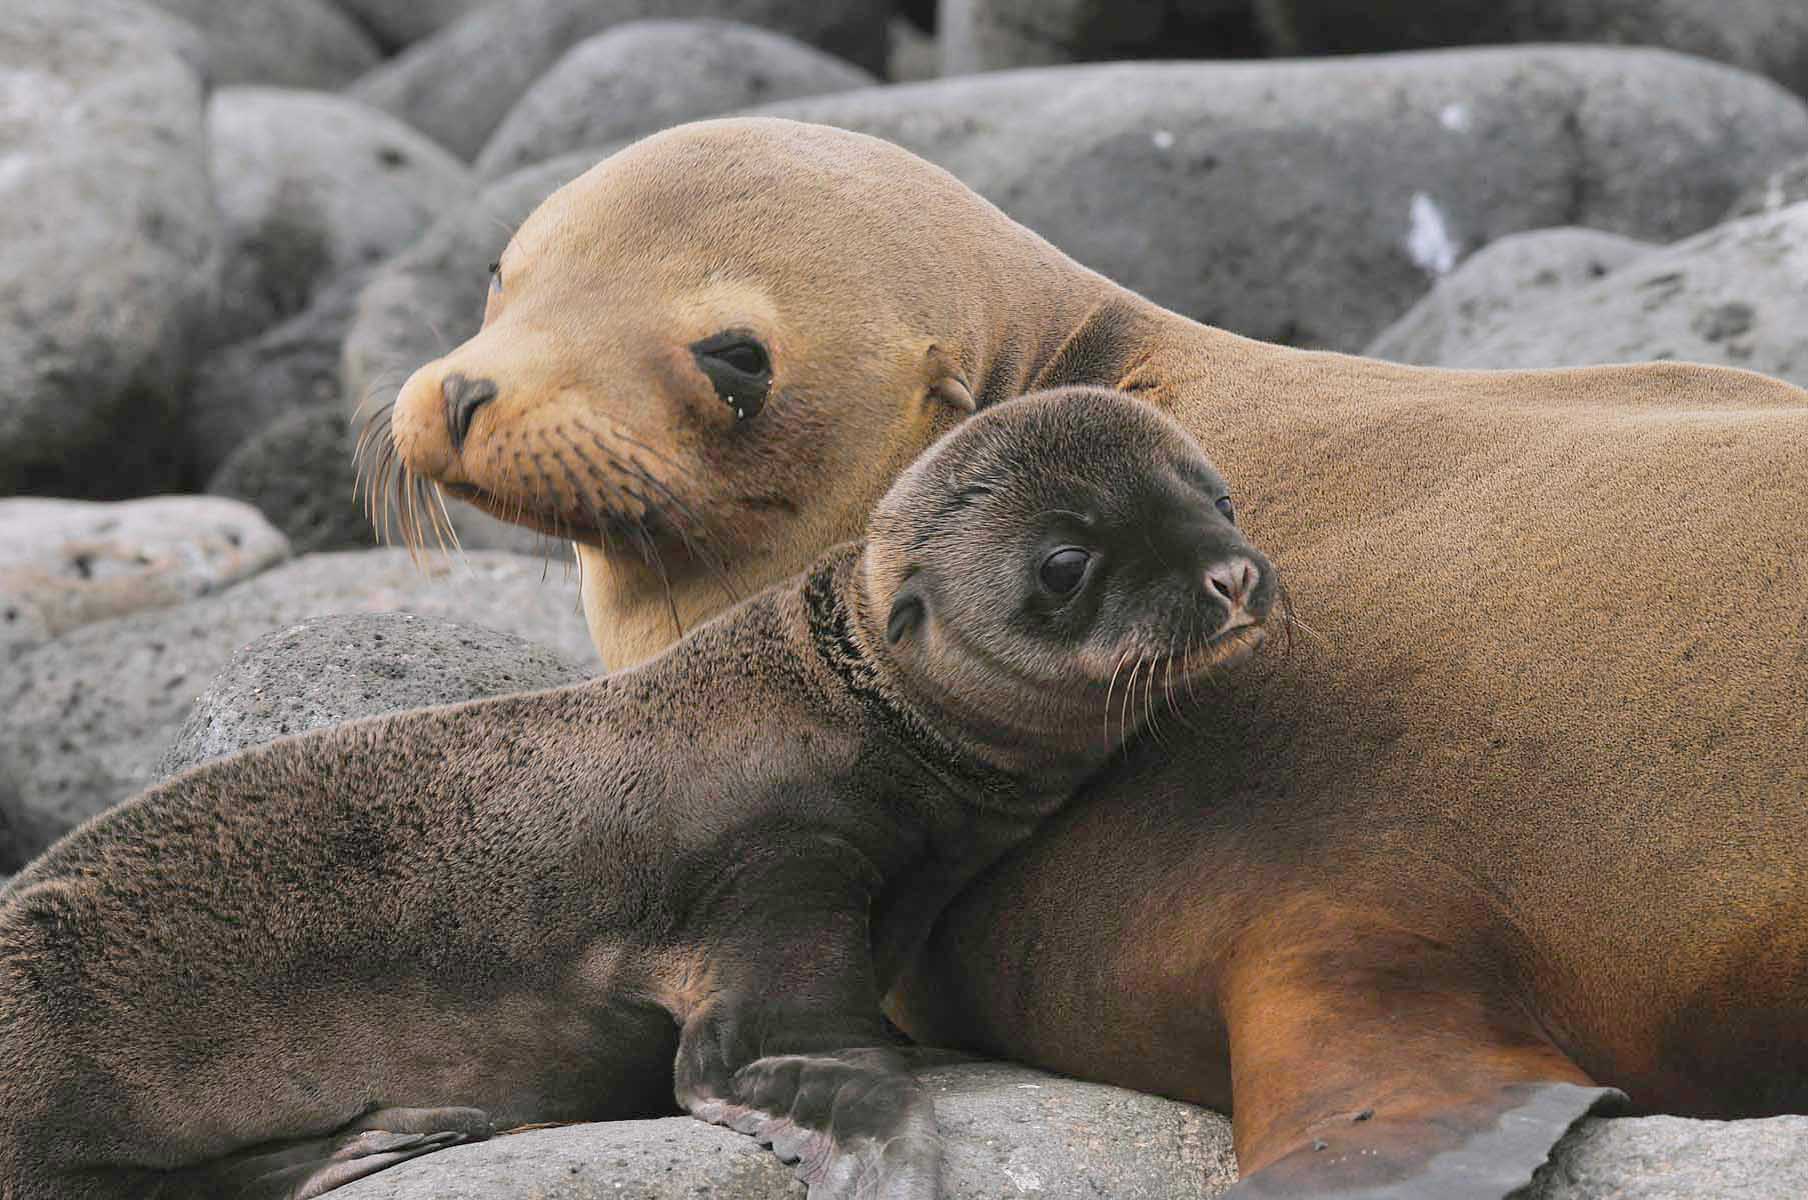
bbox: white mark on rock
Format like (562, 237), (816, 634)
(1438, 102), (1470, 132)
(1151, 128), (1176, 151)
(1003, 1163), (1045, 1192)
(1016, 1083), (1042, 1090)
(1407, 192), (1458, 277)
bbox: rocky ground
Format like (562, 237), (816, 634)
(4, 0), (1807, 1195)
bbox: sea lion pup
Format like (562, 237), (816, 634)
(383, 118), (1808, 1199)
(0, 389), (1273, 1200)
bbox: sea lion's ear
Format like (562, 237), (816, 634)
(886, 588), (927, 645)
(924, 345), (976, 414)
(928, 375), (976, 414)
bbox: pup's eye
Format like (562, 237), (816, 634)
(1038, 547), (1091, 595)
(691, 331), (773, 421)
(1216, 495), (1236, 523)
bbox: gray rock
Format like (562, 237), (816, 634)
(141, 0), (381, 89)
(207, 407), (377, 557)
(0, 0), (221, 498)
(753, 47), (1808, 350)
(208, 87), (471, 346)
(1257, 0), (1808, 100)
(335, 1058), (1239, 1199)
(0, 549), (592, 870)
(1362, 202), (1808, 383)
(1366, 227), (1656, 365)
(349, 0), (894, 160)
(187, 270), (372, 479)
(1726, 156), (1808, 221)
(475, 20), (875, 179)
(334, 0), (490, 52)
(888, 13), (939, 84)
(158, 611), (593, 776)
(1530, 1114), (1808, 1199)
(0, 497), (290, 662)
(941, 0), (1263, 75)
(345, 49), (1808, 371)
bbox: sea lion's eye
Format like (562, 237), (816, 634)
(1039, 547), (1091, 596)
(691, 331), (773, 421)
(487, 261), (502, 294)
(1216, 495), (1236, 523)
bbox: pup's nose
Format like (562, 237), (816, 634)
(1205, 557), (1260, 617)
(443, 373), (498, 450)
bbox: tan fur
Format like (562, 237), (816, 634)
(391, 118), (1808, 1193)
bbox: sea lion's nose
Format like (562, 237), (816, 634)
(443, 373), (498, 450)
(1205, 557), (1260, 618)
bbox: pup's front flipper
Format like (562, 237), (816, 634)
(195, 1106), (492, 1199)
(674, 906), (939, 1199)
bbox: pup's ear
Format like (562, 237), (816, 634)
(886, 586), (927, 645)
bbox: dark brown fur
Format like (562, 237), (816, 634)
(0, 391), (1270, 1200)
(390, 118), (1808, 1198)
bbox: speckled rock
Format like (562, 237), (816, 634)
(159, 611), (593, 776)
(0, 497), (289, 662)
(0, 550), (591, 871)
(758, 47), (1808, 350)
(475, 20), (875, 178)
(141, 0), (381, 89)
(351, 0), (894, 160)
(1529, 1114), (1808, 1199)
(1366, 227), (1656, 365)
(208, 88), (471, 346)
(1362, 202), (1808, 383)
(1257, 0), (1808, 99)
(0, 0), (221, 498)
(335, 1058), (1239, 1199)
(941, 0), (1263, 75)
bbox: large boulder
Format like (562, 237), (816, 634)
(771, 49), (1807, 350)
(208, 88), (471, 348)
(1365, 227), (1656, 366)
(0, 0), (221, 498)
(475, 20), (876, 178)
(941, 0), (1264, 75)
(141, 0), (381, 89)
(350, 0), (894, 160)
(159, 611), (594, 777)
(1365, 203), (1808, 384)
(334, 1058), (1239, 1199)
(0, 497), (289, 663)
(187, 270), (372, 479)
(0, 550), (592, 871)
(1257, 0), (1808, 100)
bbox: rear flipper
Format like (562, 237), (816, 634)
(185, 1106), (493, 1199)
(1227, 1082), (1626, 1199)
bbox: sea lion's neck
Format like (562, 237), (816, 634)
(800, 551), (1099, 820)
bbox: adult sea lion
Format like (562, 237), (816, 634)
(0, 390), (1273, 1199)
(380, 118), (1808, 1198)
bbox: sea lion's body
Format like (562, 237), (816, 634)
(384, 118), (1808, 1197)
(2, 391), (1272, 1199)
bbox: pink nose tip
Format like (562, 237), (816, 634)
(1205, 557), (1258, 610)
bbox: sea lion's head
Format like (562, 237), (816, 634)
(857, 387), (1276, 775)
(376, 118), (1122, 670)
